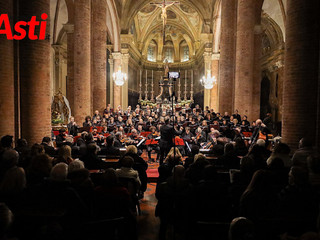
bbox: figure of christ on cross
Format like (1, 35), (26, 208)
(150, 0), (179, 42)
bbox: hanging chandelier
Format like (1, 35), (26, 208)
(200, 71), (217, 90)
(113, 66), (127, 86)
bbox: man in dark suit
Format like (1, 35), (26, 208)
(159, 117), (176, 165)
(100, 135), (120, 156)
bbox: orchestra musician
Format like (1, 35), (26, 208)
(146, 126), (160, 163)
(67, 116), (79, 137)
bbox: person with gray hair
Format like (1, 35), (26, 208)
(50, 162), (68, 181)
(68, 159), (85, 173)
(228, 217), (255, 240)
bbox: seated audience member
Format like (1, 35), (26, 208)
(267, 142), (291, 168)
(307, 155), (320, 189)
(0, 166), (26, 210)
(292, 138), (315, 170)
(239, 170), (278, 223)
(0, 203), (14, 240)
(185, 153), (210, 185)
(94, 168), (132, 218)
(24, 163), (88, 225)
(0, 135), (13, 151)
(191, 165), (231, 222)
(234, 138), (248, 157)
(247, 144), (267, 171)
(156, 165), (191, 240)
(267, 157), (288, 192)
(0, 150), (19, 183)
(14, 139), (30, 165)
(100, 135), (120, 156)
(41, 137), (56, 156)
(228, 217), (255, 240)
(54, 145), (73, 165)
(184, 145), (200, 170)
(26, 153), (52, 186)
(67, 160), (94, 207)
(157, 155), (183, 185)
(94, 169), (137, 239)
(116, 156), (141, 191)
(279, 166), (319, 236)
(218, 143), (240, 170)
(121, 145), (148, 196)
(81, 143), (103, 170)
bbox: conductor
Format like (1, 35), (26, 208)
(159, 117), (175, 165)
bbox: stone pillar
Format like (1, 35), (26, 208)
(91, 0), (107, 113)
(19, 0), (51, 144)
(112, 52), (122, 109)
(203, 51), (212, 110)
(211, 53), (219, 111)
(252, 25), (263, 121)
(64, 23), (75, 113)
(234, 0), (256, 121)
(121, 53), (130, 109)
(219, 0), (236, 115)
(0, 0), (15, 137)
(73, 0), (91, 124)
(282, 0), (320, 150)
(108, 58), (114, 107)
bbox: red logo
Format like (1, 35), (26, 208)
(0, 13), (48, 40)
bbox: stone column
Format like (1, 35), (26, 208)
(108, 58), (114, 107)
(91, 0), (107, 113)
(121, 53), (130, 109)
(219, 0), (236, 115)
(234, 0), (256, 121)
(211, 53), (219, 111)
(252, 25), (263, 121)
(112, 52), (122, 109)
(203, 51), (212, 110)
(19, 0), (51, 144)
(73, 0), (91, 124)
(0, 0), (15, 137)
(282, 0), (320, 150)
(64, 23), (75, 113)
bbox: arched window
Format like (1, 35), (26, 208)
(182, 46), (189, 62)
(147, 46), (155, 62)
(163, 40), (174, 63)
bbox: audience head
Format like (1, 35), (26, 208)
(68, 159), (85, 173)
(1, 150), (19, 169)
(101, 168), (119, 187)
(85, 133), (94, 143)
(244, 170), (271, 194)
(106, 135), (114, 146)
(0, 135), (13, 149)
(191, 145), (200, 156)
(268, 157), (284, 171)
(50, 163), (68, 181)
(0, 167), (26, 193)
(126, 145), (138, 155)
(307, 155), (320, 174)
(172, 165), (185, 181)
(194, 153), (206, 163)
(87, 143), (98, 155)
(42, 137), (51, 145)
(256, 139), (265, 147)
(300, 232), (320, 240)
(225, 143), (234, 154)
(289, 166), (309, 186)
(0, 203), (14, 238)
(30, 153), (52, 177)
(299, 138), (313, 149)
(31, 143), (45, 156)
(273, 142), (290, 155)
(228, 217), (255, 240)
(16, 138), (28, 148)
(58, 145), (72, 160)
(121, 156), (134, 168)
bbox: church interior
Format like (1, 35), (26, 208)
(0, 0), (320, 239)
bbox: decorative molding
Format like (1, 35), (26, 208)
(63, 23), (74, 34)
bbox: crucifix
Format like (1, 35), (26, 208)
(150, 0), (179, 42)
